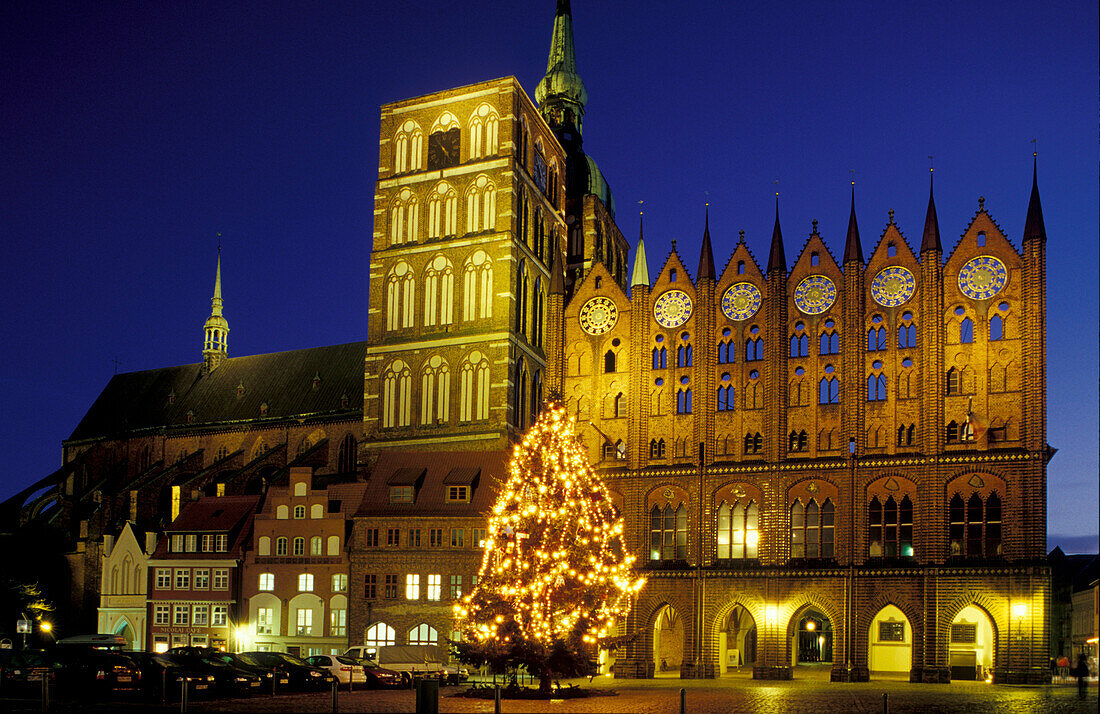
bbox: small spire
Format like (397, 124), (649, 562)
(843, 183), (864, 263)
(535, 0), (587, 133)
(767, 195), (786, 273)
(920, 168), (942, 253)
(549, 245), (566, 295)
(738, 229), (745, 245)
(202, 241), (229, 371)
(1022, 152), (1047, 243)
(697, 204), (716, 280)
(630, 213), (650, 288)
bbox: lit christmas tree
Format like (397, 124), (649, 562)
(453, 403), (644, 694)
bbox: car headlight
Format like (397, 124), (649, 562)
(236, 676), (248, 682)
(309, 671), (321, 677)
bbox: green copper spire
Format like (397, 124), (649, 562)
(203, 243), (229, 371)
(631, 214), (650, 288)
(535, 0), (588, 135)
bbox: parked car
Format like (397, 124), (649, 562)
(304, 654), (366, 688)
(240, 651), (336, 690)
(343, 656), (402, 689)
(164, 649), (262, 696)
(205, 650), (290, 693)
(127, 651), (215, 701)
(0, 650), (55, 692)
(50, 650), (143, 696)
(344, 644), (467, 685)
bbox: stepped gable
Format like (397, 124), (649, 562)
(68, 341), (366, 442)
(944, 199), (1020, 265)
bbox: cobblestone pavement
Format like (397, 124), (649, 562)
(3, 679), (1095, 713)
(180, 678), (1097, 714)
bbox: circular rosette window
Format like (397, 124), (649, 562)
(793, 275), (837, 315)
(578, 296), (618, 336)
(653, 289), (693, 328)
(870, 266), (916, 307)
(958, 255), (1007, 300)
(721, 282), (762, 321)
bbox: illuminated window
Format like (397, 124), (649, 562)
(948, 492), (1002, 558)
(405, 574), (420, 600)
(426, 574), (441, 601)
(649, 502), (688, 561)
(465, 175), (497, 233)
(459, 351), (491, 422)
(192, 604), (209, 626)
(211, 605), (228, 626)
(309, 536), (322, 555)
(450, 575), (463, 599)
(382, 359), (412, 428)
(868, 495), (914, 558)
(427, 183), (458, 239)
(717, 500), (759, 559)
(462, 251), (493, 321)
(332, 574), (347, 593)
(408, 623), (438, 646)
(790, 498), (834, 559)
(256, 608), (274, 635)
(389, 188), (420, 246)
(296, 608), (313, 636)
(259, 573), (274, 591)
(298, 573), (314, 592)
(393, 120), (423, 173)
(420, 356), (451, 426)
(365, 623), (396, 649)
(330, 608), (346, 637)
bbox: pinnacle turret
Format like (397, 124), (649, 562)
(697, 206), (716, 280)
(202, 246), (229, 372)
(766, 198), (786, 273)
(631, 214), (650, 288)
(920, 171), (942, 253)
(549, 246), (565, 296)
(843, 187), (864, 263)
(1022, 156), (1047, 243)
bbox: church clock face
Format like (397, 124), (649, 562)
(721, 282), (762, 321)
(533, 153), (547, 192)
(578, 297), (618, 336)
(654, 290), (693, 328)
(958, 256), (1007, 300)
(870, 266), (916, 307)
(793, 275), (837, 315)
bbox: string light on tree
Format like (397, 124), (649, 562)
(453, 403), (644, 693)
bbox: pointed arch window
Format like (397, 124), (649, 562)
(717, 500), (759, 559)
(532, 277), (544, 348)
(515, 261), (529, 334)
(652, 346), (667, 369)
(948, 492), (1003, 558)
(465, 175), (497, 233)
(459, 352), (490, 422)
(717, 384), (734, 412)
(819, 374), (840, 404)
(462, 250), (493, 320)
(790, 327), (808, 357)
(745, 336), (763, 361)
(896, 423), (916, 446)
(743, 432), (763, 454)
(649, 502), (688, 561)
(867, 371), (887, 401)
(420, 356), (451, 426)
(946, 367), (961, 395)
(868, 495), (914, 558)
(514, 357), (529, 430)
(337, 434), (357, 474)
(389, 188), (420, 246)
(788, 430), (808, 452)
(604, 350), (616, 373)
(819, 320), (840, 355)
(393, 120), (423, 174)
(676, 384), (692, 414)
(790, 498), (834, 559)
(867, 316), (887, 351)
(427, 182), (458, 239)
(989, 314), (1004, 341)
(718, 339), (735, 364)
(959, 317), (974, 344)
(423, 255), (454, 327)
(532, 369), (543, 421)
(381, 360), (412, 428)
(385, 262), (416, 331)
(467, 104), (499, 160)
(649, 438), (666, 459)
(897, 312), (917, 348)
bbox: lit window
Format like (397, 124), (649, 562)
(215, 534), (227, 552)
(211, 605), (228, 626)
(296, 608), (313, 636)
(649, 502), (688, 561)
(405, 574), (420, 600)
(450, 575), (463, 599)
(407, 623), (439, 646)
(259, 573), (274, 591)
(427, 574), (441, 601)
(185, 534), (197, 552)
(298, 573), (314, 592)
(790, 498), (834, 559)
(332, 574), (347, 592)
(716, 500), (759, 559)
(201, 534), (213, 552)
(330, 609), (347, 637)
(365, 623), (396, 649)
(256, 608), (274, 635)
(310, 536), (323, 555)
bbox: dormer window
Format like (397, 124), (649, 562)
(312, 373), (321, 391)
(390, 486), (414, 503)
(259, 402), (269, 417)
(186, 410), (195, 423)
(340, 392), (350, 409)
(447, 486), (469, 503)
(167, 391), (176, 405)
(236, 382), (245, 398)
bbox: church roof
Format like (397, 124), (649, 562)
(67, 341), (366, 442)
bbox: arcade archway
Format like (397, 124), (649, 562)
(718, 604), (757, 675)
(652, 605), (684, 677)
(867, 605), (911, 679)
(787, 606), (833, 678)
(949, 604), (995, 681)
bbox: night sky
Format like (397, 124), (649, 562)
(2, 1), (1096, 552)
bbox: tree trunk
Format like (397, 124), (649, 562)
(539, 668), (552, 697)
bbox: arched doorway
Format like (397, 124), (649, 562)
(718, 605), (757, 675)
(652, 605), (684, 677)
(867, 605), (912, 679)
(113, 619), (136, 650)
(788, 607), (833, 678)
(949, 605), (995, 681)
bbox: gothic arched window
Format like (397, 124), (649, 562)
(393, 120), (423, 174)
(423, 254), (454, 327)
(419, 356), (451, 426)
(381, 360), (412, 428)
(649, 502), (688, 561)
(459, 351), (490, 422)
(462, 250), (493, 320)
(717, 500), (759, 559)
(465, 175), (497, 233)
(790, 497), (834, 559)
(427, 182), (457, 239)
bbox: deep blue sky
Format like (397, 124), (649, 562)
(2, 1), (1096, 552)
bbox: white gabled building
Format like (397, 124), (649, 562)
(98, 521), (156, 650)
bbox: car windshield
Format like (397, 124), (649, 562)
(335, 656), (360, 666)
(274, 653), (308, 666)
(235, 653), (263, 667)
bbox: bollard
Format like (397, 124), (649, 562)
(416, 677), (439, 714)
(179, 677), (188, 714)
(680, 687), (686, 714)
(272, 667), (277, 697)
(40, 672), (49, 714)
(882, 692), (888, 714)
(494, 684), (501, 714)
(162, 670), (168, 703)
(331, 679), (338, 713)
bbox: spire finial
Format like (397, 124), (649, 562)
(630, 207), (650, 288)
(888, 209), (895, 225)
(811, 219), (818, 234)
(979, 196), (985, 211)
(921, 166), (942, 253)
(1023, 143), (1047, 243)
(844, 181), (864, 263)
(535, 0), (587, 134)
(698, 202), (716, 280)
(738, 229), (745, 244)
(203, 242), (229, 371)
(767, 199), (786, 273)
